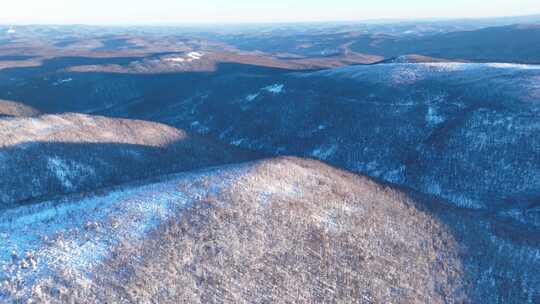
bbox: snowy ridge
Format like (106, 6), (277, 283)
(0, 162), (250, 299)
(0, 156), (538, 302)
(312, 62), (540, 87)
(163, 51), (204, 64)
(263, 84), (285, 94)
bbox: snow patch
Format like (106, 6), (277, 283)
(190, 121), (210, 134)
(46, 157), (95, 190)
(187, 52), (203, 60)
(391, 67), (422, 85)
(47, 157), (74, 190)
(246, 93), (260, 102)
(163, 52), (204, 64)
(422, 62), (469, 71)
(0, 164), (248, 297)
(263, 84), (285, 94)
(164, 57), (186, 63)
(311, 144), (338, 160)
(445, 193), (484, 209)
(231, 138), (246, 146)
(486, 63), (540, 70)
(52, 78), (73, 86)
(426, 107), (445, 125)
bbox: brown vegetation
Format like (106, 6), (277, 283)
(0, 100), (40, 117)
(28, 157), (467, 303)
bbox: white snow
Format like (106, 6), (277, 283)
(190, 121), (210, 133)
(311, 144), (338, 160)
(231, 138), (246, 146)
(391, 67), (422, 85)
(311, 61), (540, 88)
(420, 62), (469, 71)
(47, 157), (74, 190)
(245, 84), (284, 101)
(165, 57), (186, 63)
(310, 124), (328, 135)
(263, 84), (285, 94)
(0, 163), (249, 297)
(52, 78), (73, 86)
(445, 193), (484, 209)
(187, 52), (203, 60)
(162, 52), (204, 64)
(46, 157), (95, 190)
(246, 93), (260, 102)
(486, 63), (540, 70)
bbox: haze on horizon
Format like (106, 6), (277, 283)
(2, 0), (540, 25)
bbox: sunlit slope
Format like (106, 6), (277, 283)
(0, 99), (39, 117)
(1, 157), (537, 303)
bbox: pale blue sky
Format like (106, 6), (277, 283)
(3, 0), (540, 25)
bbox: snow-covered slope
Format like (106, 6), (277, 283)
(0, 112), (255, 208)
(2, 62), (539, 303)
(8, 61), (537, 219)
(0, 161), (247, 302)
(132, 62), (540, 217)
(0, 157), (537, 303)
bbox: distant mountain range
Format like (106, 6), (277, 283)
(350, 25), (540, 63)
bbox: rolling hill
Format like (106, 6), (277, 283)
(0, 112), (256, 208)
(1, 157), (537, 303)
(1, 22), (540, 303)
(3, 61), (540, 225)
(350, 25), (540, 63)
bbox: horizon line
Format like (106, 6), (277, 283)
(2, 12), (540, 27)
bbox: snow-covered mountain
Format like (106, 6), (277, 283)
(0, 112), (256, 208)
(1, 157), (537, 303)
(75, 61), (539, 220)
(4, 60), (539, 226)
(1, 27), (540, 302)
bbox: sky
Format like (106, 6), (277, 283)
(2, 0), (540, 25)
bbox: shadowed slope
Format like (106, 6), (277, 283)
(350, 25), (540, 63)
(113, 62), (539, 217)
(0, 113), (257, 208)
